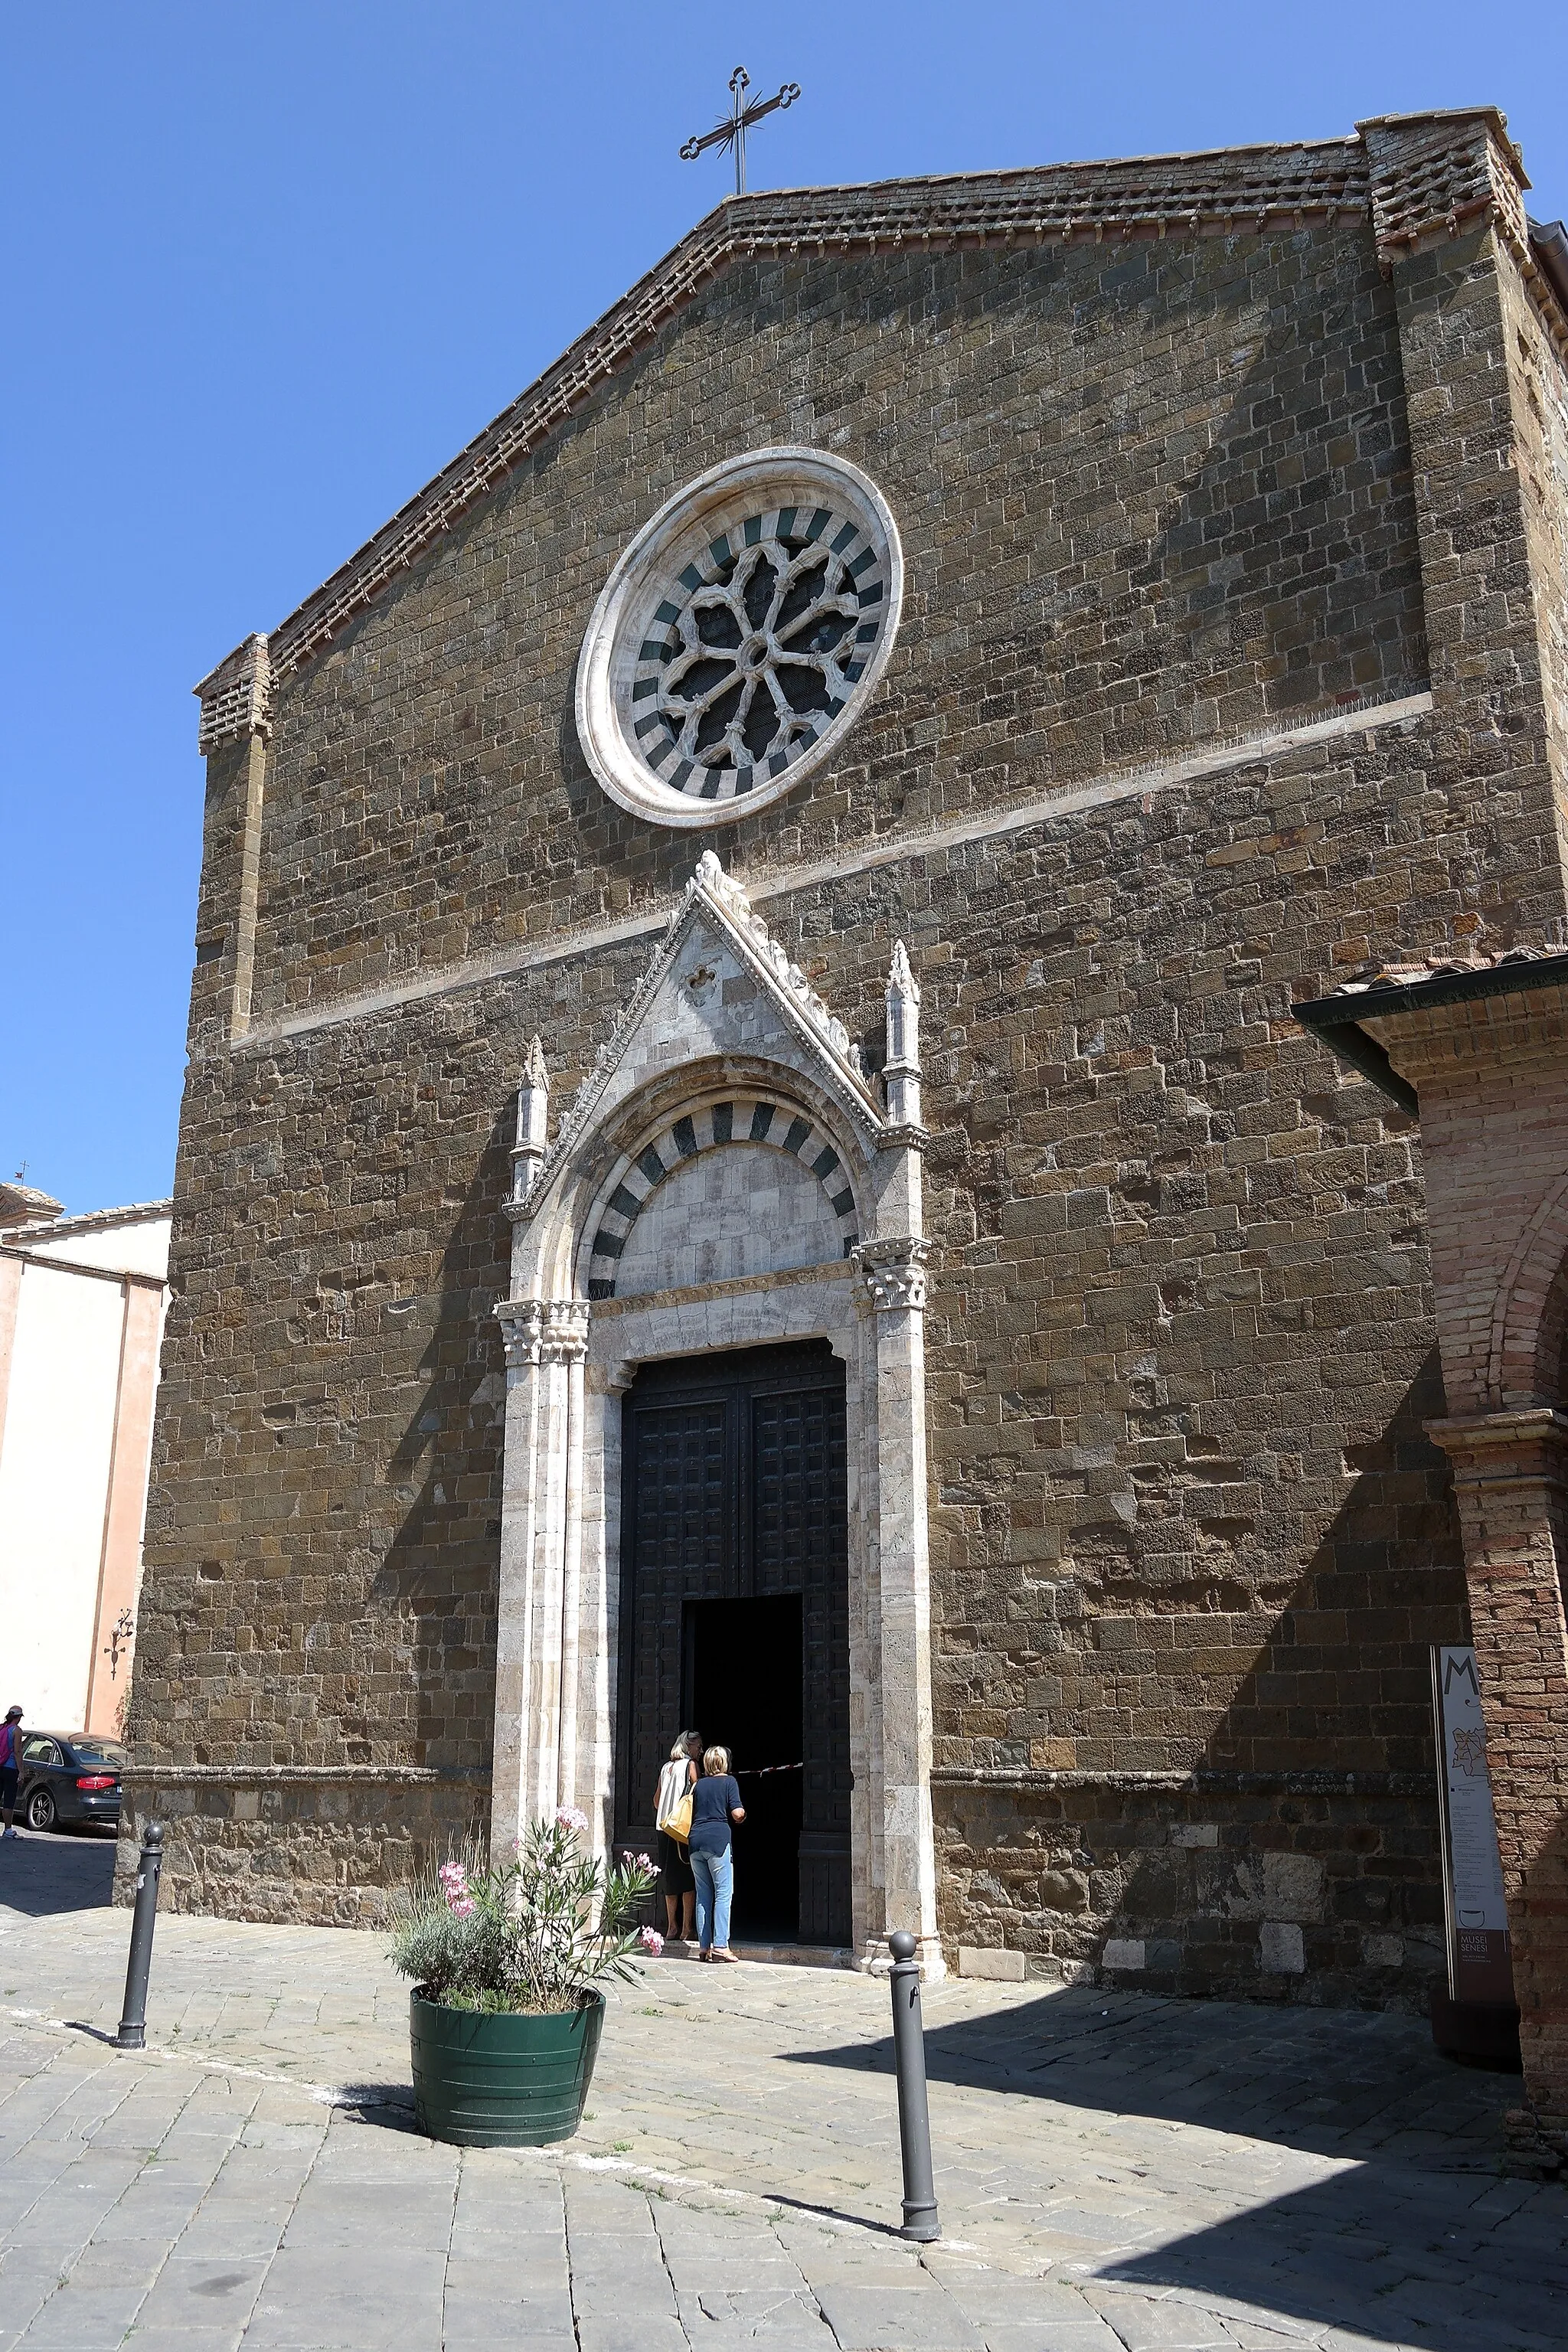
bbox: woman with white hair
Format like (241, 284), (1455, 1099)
(686, 1743), (746, 1962)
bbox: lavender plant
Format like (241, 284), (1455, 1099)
(389, 1809), (661, 2015)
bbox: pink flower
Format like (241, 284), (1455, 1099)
(635, 1853), (654, 1874)
(438, 1861), (475, 1916)
(639, 1926), (665, 1955)
(555, 1805), (589, 1836)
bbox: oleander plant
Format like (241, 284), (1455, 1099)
(390, 1809), (661, 2016)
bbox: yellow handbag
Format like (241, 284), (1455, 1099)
(656, 1760), (693, 1844)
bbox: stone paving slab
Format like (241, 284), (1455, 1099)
(0, 1831), (1564, 2350)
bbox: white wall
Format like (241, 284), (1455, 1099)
(0, 1263), (126, 1730)
(0, 1207), (170, 1733)
(24, 1216), (171, 1280)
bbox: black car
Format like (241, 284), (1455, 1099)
(15, 1733), (125, 1833)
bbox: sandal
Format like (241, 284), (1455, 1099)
(710, 1947), (739, 1964)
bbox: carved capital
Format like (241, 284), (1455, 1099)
(495, 1297), (591, 1371)
(1426, 1409), (1568, 1491)
(853, 1237), (932, 1313)
(496, 1298), (547, 1370)
(542, 1300), (592, 1364)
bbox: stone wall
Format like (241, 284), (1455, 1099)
(941, 1776), (1445, 2004)
(136, 698), (1474, 1975)
(133, 132), (1568, 1999)
(118, 1774), (489, 1927)
(196, 220), (1432, 1058)
(1498, 239), (1568, 836)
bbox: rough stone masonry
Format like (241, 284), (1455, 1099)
(126, 110), (1568, 2157)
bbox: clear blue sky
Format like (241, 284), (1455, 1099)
(3, 3), (1564, 1215)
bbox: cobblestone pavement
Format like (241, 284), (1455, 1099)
(0, 1834), (1562, 2351)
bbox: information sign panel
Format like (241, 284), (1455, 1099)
(1431, 1646), (1513, 2005)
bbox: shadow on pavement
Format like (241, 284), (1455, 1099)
(791, 1988), (1565, 2352)
(1096, 2160), (1566, 2352)
(0, 1828), (116, 1919)
(333, 2084), (420, 2129)
(789, 1984), (1516, 2159)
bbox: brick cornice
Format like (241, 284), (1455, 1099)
(194, 633), (271, 755)
(194, 112), (1560, 752)
(1358, 107), (1528, 263)
(194, 139), (1373, 745)
(1357, 108), (1568, 359)
(1426, 1408), (1568, 1488)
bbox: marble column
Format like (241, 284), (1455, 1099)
(854, 1236), (943, 1980)
(492, 1298), (590, 1856)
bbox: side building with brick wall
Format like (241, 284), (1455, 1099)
(126, 109), (1568, 2158)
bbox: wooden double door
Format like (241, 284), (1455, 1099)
(618, 1341), (852, 1945)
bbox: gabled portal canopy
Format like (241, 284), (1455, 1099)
(504, 853), (919, 1304)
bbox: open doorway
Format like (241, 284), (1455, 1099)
(685, 1594), (803, 1941)
(618, 1340), (852, 1946)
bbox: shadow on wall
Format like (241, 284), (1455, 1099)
(373, 1119), (514, 1782)
(1098, 1347), (1468, 2004)
(917, 224), (1428, 779)
(1514, 1801), (1568, 2119)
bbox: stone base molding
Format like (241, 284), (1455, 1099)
(113, 1771), (490, 1929)
(1427, 1410), (1568, 2164)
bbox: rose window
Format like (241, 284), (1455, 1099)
(635, 508), (884, 795)
(576, 450), (903, 829)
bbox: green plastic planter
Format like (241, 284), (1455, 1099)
(410, 1988), (605, 2146)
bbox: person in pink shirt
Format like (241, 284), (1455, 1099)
(0, 1706), (21, 1840)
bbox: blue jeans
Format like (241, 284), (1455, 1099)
(691, 1846), (733, 1951)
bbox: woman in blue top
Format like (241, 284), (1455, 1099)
(687, 1744), (745, 1962)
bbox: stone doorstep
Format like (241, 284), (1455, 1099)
(659, 1939), (859, 1971)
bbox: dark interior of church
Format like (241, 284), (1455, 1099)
(684, 1592), (805, 1942)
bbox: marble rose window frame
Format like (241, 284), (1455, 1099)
(574, 449), (904, 829)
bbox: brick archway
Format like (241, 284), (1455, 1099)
(1488, 1171), (1568, 1409)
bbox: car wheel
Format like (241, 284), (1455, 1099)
(24, 1786), (56, 1833)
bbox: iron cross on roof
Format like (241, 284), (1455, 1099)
(681, 66), (800, 197)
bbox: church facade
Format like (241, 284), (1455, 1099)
(128, 111), (1568, 2156)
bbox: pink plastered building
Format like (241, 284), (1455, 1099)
(0, 1184), (171, 1737)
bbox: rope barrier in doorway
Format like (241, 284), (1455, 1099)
(732, 1762), (805, 1775)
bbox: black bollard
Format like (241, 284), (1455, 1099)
(116, 1821), (165, 2050)
(887, 1929), (939, 2243)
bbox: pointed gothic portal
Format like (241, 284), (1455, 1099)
(489, 853), (942, 1974)
(619, 1342), (851, 1946)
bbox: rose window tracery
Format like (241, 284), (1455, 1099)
(633, 508), (886, 797)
